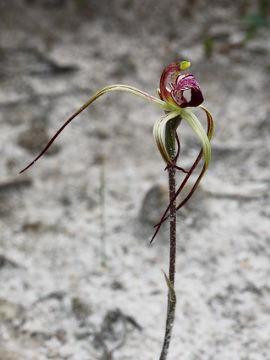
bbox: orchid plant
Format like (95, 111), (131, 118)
(20, 61), (213, 360)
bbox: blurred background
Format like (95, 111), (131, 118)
(0, 1), (269, 359)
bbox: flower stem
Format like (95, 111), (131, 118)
(159, 166), (177, 360)
(159, 118), (178, 360)
(167, 166), (177, 288)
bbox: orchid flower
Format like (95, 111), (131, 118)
(20, 61), (213, 241)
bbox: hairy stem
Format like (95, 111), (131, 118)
(159, 166), (177, 360)
(159, 118), (178, 360)
(168, 167), (177, 288)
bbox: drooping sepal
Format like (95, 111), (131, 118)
(151, 105), (214, 243)
(180, 108), (211, 169)
(153, 110), (182, 165)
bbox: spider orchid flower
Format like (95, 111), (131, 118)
(151, 61), (214, 241)
(20, 61), (213, 241)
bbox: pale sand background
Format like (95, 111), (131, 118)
(0, 1), (269, 359)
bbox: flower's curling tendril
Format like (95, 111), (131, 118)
(20, 61), (213, 242)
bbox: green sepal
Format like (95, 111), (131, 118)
(153, 110), (182, 165)
(181, 108), (212, 170)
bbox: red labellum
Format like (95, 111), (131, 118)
(160, 62), (204, 108)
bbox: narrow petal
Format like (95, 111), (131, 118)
(20, 85), (166, 173)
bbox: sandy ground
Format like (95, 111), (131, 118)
(0, 1), (270, 359)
